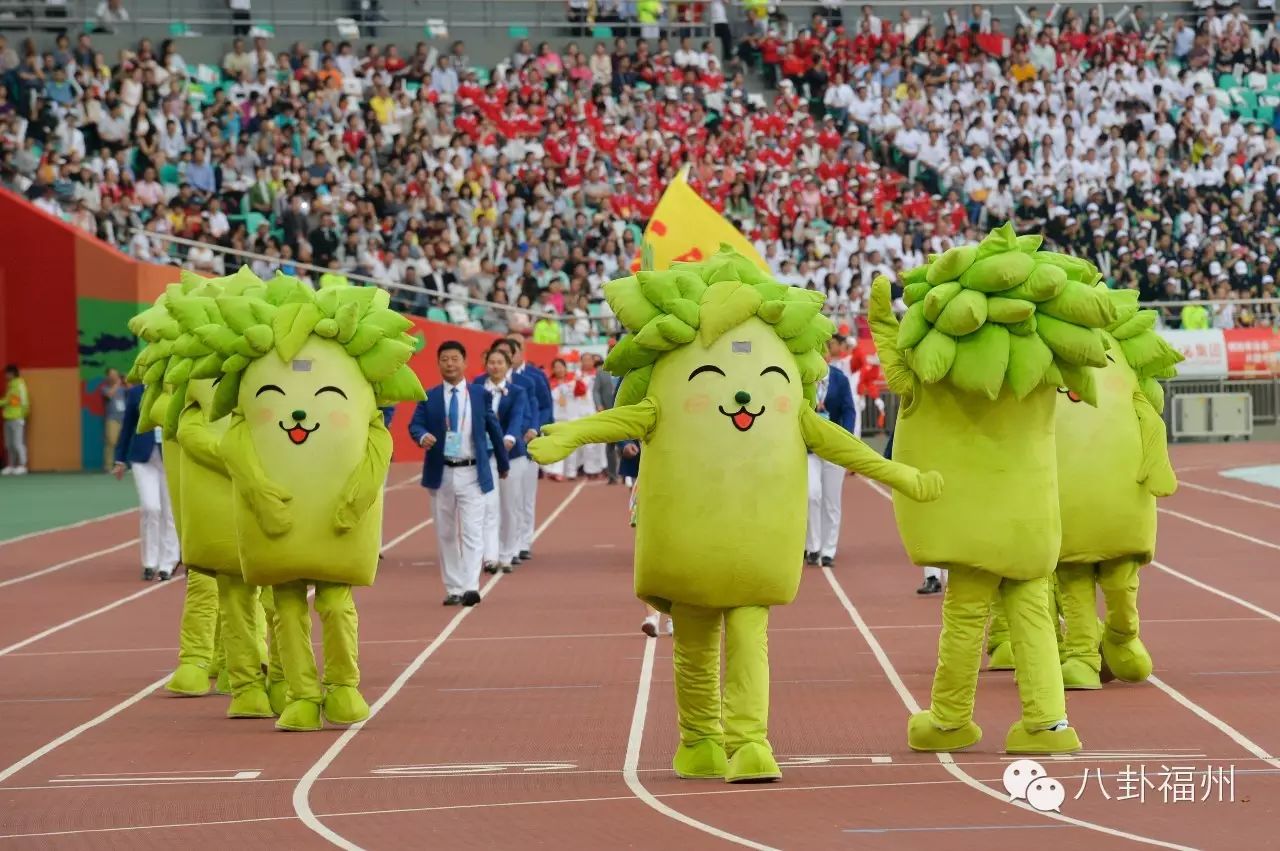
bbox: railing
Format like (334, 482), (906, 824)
(0, 0), (1227, 44)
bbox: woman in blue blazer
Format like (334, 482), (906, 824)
(475, 346), (531, 573)
(111, 383), (180, 580)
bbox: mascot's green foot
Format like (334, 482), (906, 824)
(322, 686), (370, 725)
(266, 679), (289, 716)
(1061, 658), (1102, 690)
(672, 739), (728, 779)
(907, 711), (982, 752)
(227, 687), (274, 719)
(214, 669), (231, 695)
(275, 699), (323, 732)
(165, 664), (211, 696)
(1101, 636), (1153, 683)
(725, 742), (781, 784)
(987, 642), (1015, 671)
(1005, 721), (1081, 755)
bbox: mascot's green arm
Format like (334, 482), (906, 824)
(334, 412), (394, 533)
(175, 403), (227, 475)
(800, 406), (943, 502)
(1133, 390), (1178, 497)
(528, 399), (658, 464)
(868, 276), (915, 397)
(218, 415), (294, 537)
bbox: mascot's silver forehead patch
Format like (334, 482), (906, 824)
(732, 341), (752, 354)
(292, 359), (313, 372)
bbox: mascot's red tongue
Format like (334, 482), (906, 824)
(733, 410), (755, 431)
(288, 425), (311, 445)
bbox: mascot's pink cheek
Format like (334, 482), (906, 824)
(253, 406), (277, 425)
(774, 395), (791, 413)
(684, 394), (712, 414)
(328, 410), (351, 429)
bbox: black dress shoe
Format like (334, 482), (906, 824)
(142, 568), (155, 581)
(509, 555), (521, 566)
(483, 562), (498, 575)
(519, 550), (532, 561)
(500, 563), (513, 574)
(916, 577), (943, 595)
(443, 594), (462, 606)
(158, 570), (172, 580)
(804, 552), (819, 566)
(461, 590), (482, 607)
(820, 556), (834, 568)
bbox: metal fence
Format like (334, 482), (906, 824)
(1161, 377), (1280, 429)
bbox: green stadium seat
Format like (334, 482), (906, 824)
(507, 26), (529, 38)
(1218, 73), (1240, 90)
(471, 67), (490, 85)
(159, 163), (180, 185)
(1268, 74), (1280, 90)
(1255, 106), (1275, 125)
(427, 307), (450, 324)
(243, 212), (268, 234)
(592, 26), (613, 38)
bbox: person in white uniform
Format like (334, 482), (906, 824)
(805, 360), (856, 568)
(409, 341), (510, 606)
(503, 335), (551, 563)
(475, 346), (530, 575)
(112, 383), (180, 580)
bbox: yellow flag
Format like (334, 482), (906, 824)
(633, 166), (769, 272)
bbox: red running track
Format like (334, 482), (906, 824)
(0, 449), (1276, 850)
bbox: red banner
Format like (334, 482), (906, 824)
(1223, 327), (1280, 377)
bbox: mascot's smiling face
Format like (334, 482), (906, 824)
(240, 337), (374, 453)
(651, 316), (802, 441)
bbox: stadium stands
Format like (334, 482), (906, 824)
(3, 1), (1279, 338)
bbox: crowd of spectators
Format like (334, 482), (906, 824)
(3, 2), (1280, 337)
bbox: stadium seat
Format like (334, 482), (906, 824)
(427, 307), (450, 324)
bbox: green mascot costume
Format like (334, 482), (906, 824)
(181, 273), (425, 731)
(868, 223), (1119, 755)
(528, 247), (943, 782)
(165, 269), (283, 717)
(986, 288), (1182, 689)
(126, 286), (227, 696)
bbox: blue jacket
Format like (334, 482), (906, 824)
(471, 377), (532, 459)
(618, 439), (640, 479)
(381, 406), (396, 427)
(511, 363), (553, 430)
(114, 384), (162, 466)
(818, 364), (856, 433)
(408, 382), (510, 493)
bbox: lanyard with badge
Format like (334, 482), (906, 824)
(443, 386), (468, 459)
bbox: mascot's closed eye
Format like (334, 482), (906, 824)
(256, 384), (285, 397)
(688, 365), (725, 381)
(316, 386), (348, 398)
(760, 366), (789, 382)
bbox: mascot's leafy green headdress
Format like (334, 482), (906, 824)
(125, 273), (205, 435)
(1099, 288), (1183, 410)
(895, 223), (1123, 404)
(603, 245), (835, 407)
(166, 269), (426, 418)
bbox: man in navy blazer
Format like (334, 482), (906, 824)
(500, 334), (552, 561)
(111, 383), (180, 580)
(805, 361), (856, 568)
(409, 341), (509, 607)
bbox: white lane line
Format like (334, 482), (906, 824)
(622, 636), (778, 851)
(1178, 479), (1280, 511)
(0, 508), (137, 547)
(292, 482), (587, 851)
(0, 506), (433, 788)
(857, 481), (1195, 851)
(0, 582), (176, 658)
(1158, 507), (1280, 552)
(0, 674), (170, 785)
(0, 539), (139, 589)
(1149, 561), (1280, 624)
(1145, 676), (1280, 770)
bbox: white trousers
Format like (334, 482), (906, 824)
(482, 459), (501, 564)
(3, 419), (26, 467)
(133, 449), (179, 572)
(499, 456), (526, 563)
(518, 454), (538, 551)
(430, 465), (486, 596)
(806, 454), (844, 559)
(580, 442), (606, 475)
